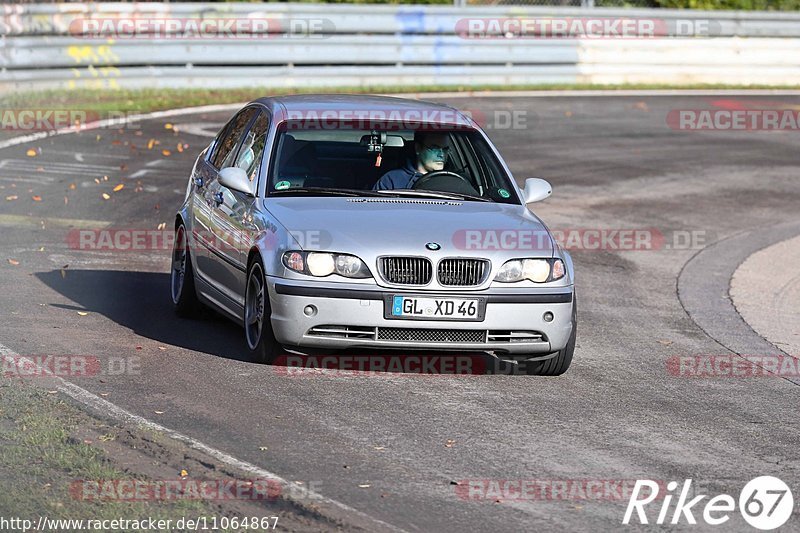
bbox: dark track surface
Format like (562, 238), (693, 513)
(1, 95), (798, 531)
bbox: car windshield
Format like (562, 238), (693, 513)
(268, 124), (519, 203)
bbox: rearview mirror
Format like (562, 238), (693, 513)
(219, 167), (254, 197)
(522, 178), (552, 204)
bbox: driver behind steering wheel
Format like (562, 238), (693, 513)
(372, 132), (448, 190)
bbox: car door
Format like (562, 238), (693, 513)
(191, 106), (259, 298)
(207, 109), (271, 310)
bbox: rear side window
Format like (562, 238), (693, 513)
(210, 107), (258, 169)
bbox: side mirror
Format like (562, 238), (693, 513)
(218, 167), (254, 197)
(522, 178), (552, 204)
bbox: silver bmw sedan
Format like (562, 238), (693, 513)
(171, 95), (576, 375)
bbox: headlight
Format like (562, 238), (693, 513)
(494, 258), (566, 283)
(282, 251), (371, 279)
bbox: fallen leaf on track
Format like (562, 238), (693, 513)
(5, 195), (18, 201)
(113, 184), (124, 192)
(77, 311), (88, 316)
(154, 410), (164, 414)
(165, 123), (173, 130)
(8, 259), (20, 265)
(162, 149), (171, 157)
(147, 139), (156, 150)
(26, 149), (37, 157)
(259, 446), (268, 451)
(658, 340), (673, 346)
(358, 484), (371, 488)
(68, 183), (76, 190)
(157, 222), (166, 230)
(101, 193), (111, 200)
(32, 195), (42, 202)
(180, 469), (188, 477)
(445, 439), (456, 448)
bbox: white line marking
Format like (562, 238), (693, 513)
(0, 342), (405, 533)
(0, 160), (118, 172)
(45, 150), (131, 161)
(0, 103), (242, 152)
(75, 153), (84, 162)
(0, 176), (56, 184)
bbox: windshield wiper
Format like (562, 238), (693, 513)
(270, 188), (383, 197)
(375, 189), (491, 202)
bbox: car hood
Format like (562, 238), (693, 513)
(262, 197), (554, 257)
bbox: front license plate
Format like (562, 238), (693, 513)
(387, 295), (484, 321)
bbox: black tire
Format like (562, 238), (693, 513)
(171, 223), (202, 318)
(245, 257), (281, 364)
(525, 296), (577, 376)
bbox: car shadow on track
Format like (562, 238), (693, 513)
(36, 269), (249, 362)
(36, 269), (528, 375)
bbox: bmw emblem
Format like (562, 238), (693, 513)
(425, 242), (441, 251)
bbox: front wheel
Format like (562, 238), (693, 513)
(245, 257), (281, 364)
(171, 223), (201, 318)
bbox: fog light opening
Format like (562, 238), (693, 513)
(543, 311), (554, 323)
(303, 305), (318, 317)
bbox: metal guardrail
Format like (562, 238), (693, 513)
(1, 2), (799, 92)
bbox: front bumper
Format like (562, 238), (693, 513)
(267, 278), (575, 355)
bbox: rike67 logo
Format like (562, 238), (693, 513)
(624, 476), (794, 530)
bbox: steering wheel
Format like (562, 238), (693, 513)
(412, 170), (479, 196)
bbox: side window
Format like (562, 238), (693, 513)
(234, 111), (270, 182)
(210, 107), (258, 169)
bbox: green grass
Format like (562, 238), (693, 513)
(0, 380), (223, 528)
(1, 83), (798, 116)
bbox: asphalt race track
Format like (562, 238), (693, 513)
(1, 94), (799, 531)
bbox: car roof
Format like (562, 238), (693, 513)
(252, 94), (475, 127)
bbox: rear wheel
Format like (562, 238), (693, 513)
(171, 223), (201, 318)
(525, 295), (577, 376)
(245, 257), (281, 364)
